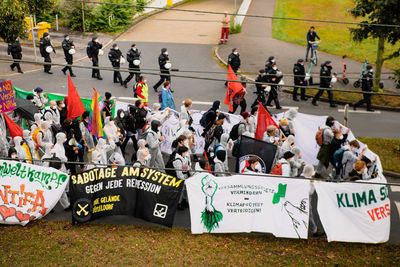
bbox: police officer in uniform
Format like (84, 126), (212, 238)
(108, 43), (124, 85)
(86, 36), (103, 80)
(251, 69), (268, 109)
(61, 34), (76, 77)
(227, 48), (241, 73)
(353, 65), (374, 112)
(312, 61), (337, 107)
(153, 48), (171, 92)
(266, 63), (282, 109)
(293, 58), (307, 101)
(265, 56), (276, 73)
(8, 39), (23, 73)
(39, 32), (55, 74)
(123, 44), (141, 88)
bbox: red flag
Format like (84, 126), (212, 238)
(255, 102), (279, 140)
(224, 65), (244, 112)
(3, 113), (22, 139)
(67, 75), (86, 119)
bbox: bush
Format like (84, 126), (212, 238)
(65, 2), (97, 32)
(230, 22), (242, 34)
(92, 0), (137, 32)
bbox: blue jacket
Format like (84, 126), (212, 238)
(161, 88), (176, 110)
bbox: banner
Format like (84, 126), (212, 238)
(69, 166), (184, 227)
(237, 135), (277, 173)
(186, 173), (310, 238)
(0, 81), (16, 113)
(314, 180), (390, 243)
(0, 160), (69, 226)
(160, 110), (240, 154)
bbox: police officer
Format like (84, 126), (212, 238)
(39, 32), (55, 74)
(251, 69), (268, 108)
(61, 34), (76, 77)
(312, 61), (337, 107)
(266, 63), (282, 109)
(108, 43), (124, 85)
(227, 48), (240, 73)
(8, 38), (23, 73)
(86, 36), (103, 80)
(123, 44), (141, 88)
(293, 58), (307, 101)
(153, 48), (171, 92)
(265, 56), (276, 73)
(353, 65), (374, 112)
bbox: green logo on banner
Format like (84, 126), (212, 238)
(272, 183), (287, 204)
(200, 175), (223, 232)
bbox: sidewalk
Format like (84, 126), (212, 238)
(217, 0), (395, 90)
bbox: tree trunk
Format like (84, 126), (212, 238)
(373, 36), (385, 91)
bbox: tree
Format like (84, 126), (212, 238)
(349, 0), (400, 90)
(0, 0), (26, 43)
(25, 0), (54, 17)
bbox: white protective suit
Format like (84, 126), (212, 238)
(14, 136), (27, 161)
(103, 117), (122, 155)
(135, 139), (151, 166)
(290, 146), (305, 177)
(148, 103), (169, 123)
(37, 121), (53, 158)
(146, 120), (164, 169)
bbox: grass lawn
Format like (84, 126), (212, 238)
(358, 137), (400, 173)
(272, 0), (400, 71)
(0, 220), (399, 265)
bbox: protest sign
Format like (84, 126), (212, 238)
(0, 81), (16, 113)
(186, 173), (310, 238)
(0, 160), (69, 226)
(69, 166), (184, 227)
(314, 180), (390, 243)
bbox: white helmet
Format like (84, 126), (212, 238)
(45, 46), (53, 53)
(98, 49), (104, 56)
(164, 62), (172, 69)
(68, 48), (76, 55)
(133, 59), (141, 66)
(120, 57), (126, 64)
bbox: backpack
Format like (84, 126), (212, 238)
(32, 128), (43, 146)
(200, 111), (211, 128)
(165, 157), (182, 177)
(270, 162), (284, 175)
(229, 122), (245, 141)
(315, 128), (324, 146)
(333, 148), (345, 170)
(158, 91), (163, 103)
(49, 155), (62, 170)
(204, 124), (217, 146)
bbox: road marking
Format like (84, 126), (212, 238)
(270, 106), (299, 110)
(391, 186), (400, 193)
(118, 97), (138, 101)
(338, 109), (381, 114)
(188, 101), (214, 105)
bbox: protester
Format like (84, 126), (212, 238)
(32, 87), (48, 112)
(214, 150), (227, 176)
(285, 108), (297, 136)
(215, 133), (230, 172)
(57, 100), (67, 127)
(173, 146), (190, 180)
(108, 43), (124, 85)
(8, 38), (23, 73)
(353, 65), (374, 112)
(293, 58), (307, 101)
(43, 100), (60, 126)
(248, 106), (258, 135)
(135, 99), (148, 135)
(347, 160), (378, 181)
(161, 81), (176, 110)
(79, 111), (94, 161)
(341, 140), (367, 179)
(229, 82), (247, 114)
(180, 99), (193, 127)
(87, 36), (103, 80)
(102, 92), (114, 121)
(153, 48), (171, 92)
(13, 136), (27, 161)
(315, 116), (335, 178)
(135, 76), (149, 107)
(290, 146), (305, 177)
(200, 100), (220, 128)
(305, 26), (321, 62)
(123, 44), (141, 87)
(35, 121), (53, 158)
(271, 151), (295, 176)
(135, 139), (151, 166)
(279, 118), (291, 138)
(148, 103), (169, 123)
(39, 32), (55, 74)
(147, 120), (164, 169)
(220, 11), (230, 44)
(244, 156), (260, 174)
(61, 33), (75, 77)
(312, 61), (337, 107)
(263, 125), (279, 145)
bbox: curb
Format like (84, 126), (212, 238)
(213, 46), (400, 112)
(383, 170), (400, 180)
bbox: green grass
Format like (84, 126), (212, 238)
(0, 220), (399, 265)
(272, 0), (400, 71)
(357, 137), (400, 173)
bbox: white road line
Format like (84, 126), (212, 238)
(118, 97), (138, 101)
(189, 101), (214, 105)
(390, 186), (400, 193)
(270, 106), (299, 110)
(338, 109), (381, 114)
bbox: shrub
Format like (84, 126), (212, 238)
(92, 0), (137, 32)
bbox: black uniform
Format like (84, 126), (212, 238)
(86, 40), (103, 79)
(39, 37), (55, 73)
(293, 63), (307, 100)
(354, 71), (373, 111)
(7, 41), (22, 73)
(108, 48), (123, 85)
(266, 68), (282, 109)
(227, 53), (240, 73)
(123, 48), (141, 86)
(265, 60), (275, 73)
(153, 53), (171, 91)
(61, 39), (75, 76)
(251, 73), (268, 109)
(312, 63), (335, 106)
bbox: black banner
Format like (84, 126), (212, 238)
(69, 166), (184, 227)
(236, 135), (277, 173)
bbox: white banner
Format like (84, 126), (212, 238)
(186, 173), (310, 238)
(0, 160), (69, 226)
(161, 110), (240, 154)
(314, 180), (390, 243)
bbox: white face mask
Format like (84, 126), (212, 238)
(271, 60), (275, 63)
(62, 104), (66, 108)
(95, 39), (98, 43)
(273, 67), (277, 70)
(66, 38), (70, 41)
(339, 135), (343, 140)
(115, 47), (119, 50)
(233, 52), (238, 55)
(11, 154), (17, 159)
(132, 48), (136, 51)
(120, 113), (125, 119)
(369, 69), (373, 72)
(164, 52), (168, 55)
(51, 106), (56, 110)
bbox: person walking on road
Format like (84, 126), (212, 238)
(353, 65), (374, 112)
(153, 48), (171, 92)
(135, 76), (149, 107)
(39, 32), (55, 74)
(293, 58), (307, 101)
(123, 44), (141, 88)
(87, 36), (103, 80)
(265, 56), (276, 73)
(8, 39), (23, 73)
(220, 11), (230, 44)
(228, 48), (241, 74)
(108, 43), (124, 85)
(266, 63), (282, 109)
(61, 34), (76, 77)
(305, 26), (321, 62)
(312, 61), (337, 107)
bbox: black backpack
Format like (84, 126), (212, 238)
(229, 122), (245, 141)
(49, 155), (62, 170)
(165, 157), (182, 178)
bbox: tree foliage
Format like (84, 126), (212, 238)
(0, 0), (26, 43)
(25, 0), (54, 17)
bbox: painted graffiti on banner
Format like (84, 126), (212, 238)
(0, 80), (16, 113)
(0, 160), (69, 226)
(69, 166), (184, 227)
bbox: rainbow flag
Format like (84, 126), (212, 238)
(89, 88), (105, 138)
